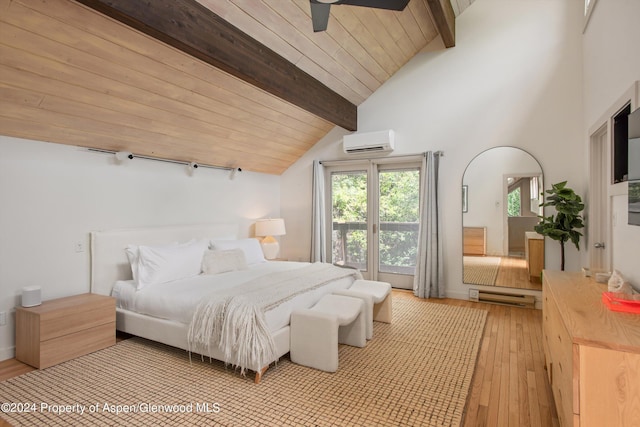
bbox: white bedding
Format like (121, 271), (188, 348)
(112, 261), (354, 333)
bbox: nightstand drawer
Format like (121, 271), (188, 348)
(40, 303), (114, 341)
(40, 322), (116, 368)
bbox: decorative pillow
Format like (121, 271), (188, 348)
(210, 238), (266, 265)
(202, 249), (248, 275)
(136, 239), (209, 290)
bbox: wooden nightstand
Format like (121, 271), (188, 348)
(16, 293), (115, 369)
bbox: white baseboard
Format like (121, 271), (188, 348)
(0, 346), (16, 361)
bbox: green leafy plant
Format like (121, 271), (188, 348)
(534, 181), (584, 271)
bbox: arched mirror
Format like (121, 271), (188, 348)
(462, 147), (544, 290)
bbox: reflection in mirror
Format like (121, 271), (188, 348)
(462, 147), (544, 291)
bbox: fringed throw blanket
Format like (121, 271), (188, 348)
(187, 263), (361, 374)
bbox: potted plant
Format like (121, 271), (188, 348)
(534, 181), (585, 271)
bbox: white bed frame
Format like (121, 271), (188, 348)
(90, 223), (290, 383)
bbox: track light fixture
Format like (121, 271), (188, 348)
(229, 167), (242, 180)
(90, 148), (239, 175)
(115, 151), (133, 161)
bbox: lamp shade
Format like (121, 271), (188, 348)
(255, 218), (286, 237)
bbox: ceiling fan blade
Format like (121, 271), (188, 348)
(310, 2), (332, 32)
(341, 0), (410, 11)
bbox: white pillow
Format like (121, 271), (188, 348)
(125, 242), (177, 283)
(136, 239), (209, 290)
(125, 244), (140, 282)
(210, 238), (265, 265)
(202, 249), (248, 275)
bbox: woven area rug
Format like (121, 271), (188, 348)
(0, 294), (487, 427)
(463, 256), (502, 286)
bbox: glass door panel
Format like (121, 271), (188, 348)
(377, 169), (420, 289)
(331, 171), (368, 272)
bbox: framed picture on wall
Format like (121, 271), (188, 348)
(462, 185), (468, 213)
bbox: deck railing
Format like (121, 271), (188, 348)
(332, 221), (419, 274)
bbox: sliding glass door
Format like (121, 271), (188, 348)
(328, 161), (421, 289)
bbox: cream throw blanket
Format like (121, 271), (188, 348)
(187, 263), (361, 374)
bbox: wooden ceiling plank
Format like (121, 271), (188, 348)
(0, 54), (318, 158)
(396, 3), (427, 49)
(73, 0), (358, 130)
(372, 9), (418, 60)
(12, 0), (336, 135)
(426, 0), (456, 48)
(0, 21), (322, 150)
(195, 0), (305, 66)
(257, 0), (374, 101)
(355, 8), (406, 69)
(288, 0), (389, 86)
(330, 6), (398, 77)
(0, 105), (292, 173)
(0, 94), (298, 165)
(412, 0), (439, 44)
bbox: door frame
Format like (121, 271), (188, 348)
(586, 81), (639, 272)
(323, 156), (422, 288)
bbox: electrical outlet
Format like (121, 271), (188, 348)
(75, 241), (84, 253)
(0, 311), (6, 326)
(469, 289), (479, 302)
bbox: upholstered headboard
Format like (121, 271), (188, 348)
(90, 223), (238, 296)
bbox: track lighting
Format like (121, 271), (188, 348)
(229, 167), (242, 180)
(115, 151), (133, 161)
(90, 148), (238, 175)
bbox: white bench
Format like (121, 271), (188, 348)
(290, 294), (366, 372)
(334, 280), (392, 340)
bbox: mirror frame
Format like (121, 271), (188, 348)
(461, 146), (544, 289)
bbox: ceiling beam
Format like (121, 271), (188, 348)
(427, 0), (456, 48)
(74, 0), (358, 131)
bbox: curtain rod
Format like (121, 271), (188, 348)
(319, 151), (443, 164)
(87, 148), (240, 172)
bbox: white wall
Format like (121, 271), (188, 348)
(0, 136), (281, 359)
(582, 0), (640, 287)
(281, 0), (585, 301)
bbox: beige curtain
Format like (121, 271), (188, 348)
(413, 152), (444, 298)
(311, 160), (327, 263)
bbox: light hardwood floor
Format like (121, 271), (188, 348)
(0, 296), (557, 427)
(495, 256), (543, 291)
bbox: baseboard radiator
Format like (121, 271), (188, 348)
(469, 289), (535, 309)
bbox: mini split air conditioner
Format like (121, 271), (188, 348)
(343, 130), (395, 154)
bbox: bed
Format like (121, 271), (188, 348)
(90, 223), (359, 383)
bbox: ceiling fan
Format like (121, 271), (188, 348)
(310, 0), (411, 32)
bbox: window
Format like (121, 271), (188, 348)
(507, 187), (521, 217)
(613, 103), (631, 184)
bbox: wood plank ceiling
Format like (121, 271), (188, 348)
(0, 0), (459, 175)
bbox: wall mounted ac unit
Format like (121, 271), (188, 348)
(343, 130), (395, 154)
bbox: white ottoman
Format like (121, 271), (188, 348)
(349, 279), (392, 324)
(290, 294), (366, 372)
(333, 289), (374, 340)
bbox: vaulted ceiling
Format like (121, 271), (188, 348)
(0, 0), (472, 175)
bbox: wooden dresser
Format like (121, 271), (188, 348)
(16, 293), (115, 369)
(525, 232), (544, 282)
(543, 271), (640, 427)
(463, 226), (486, 256)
